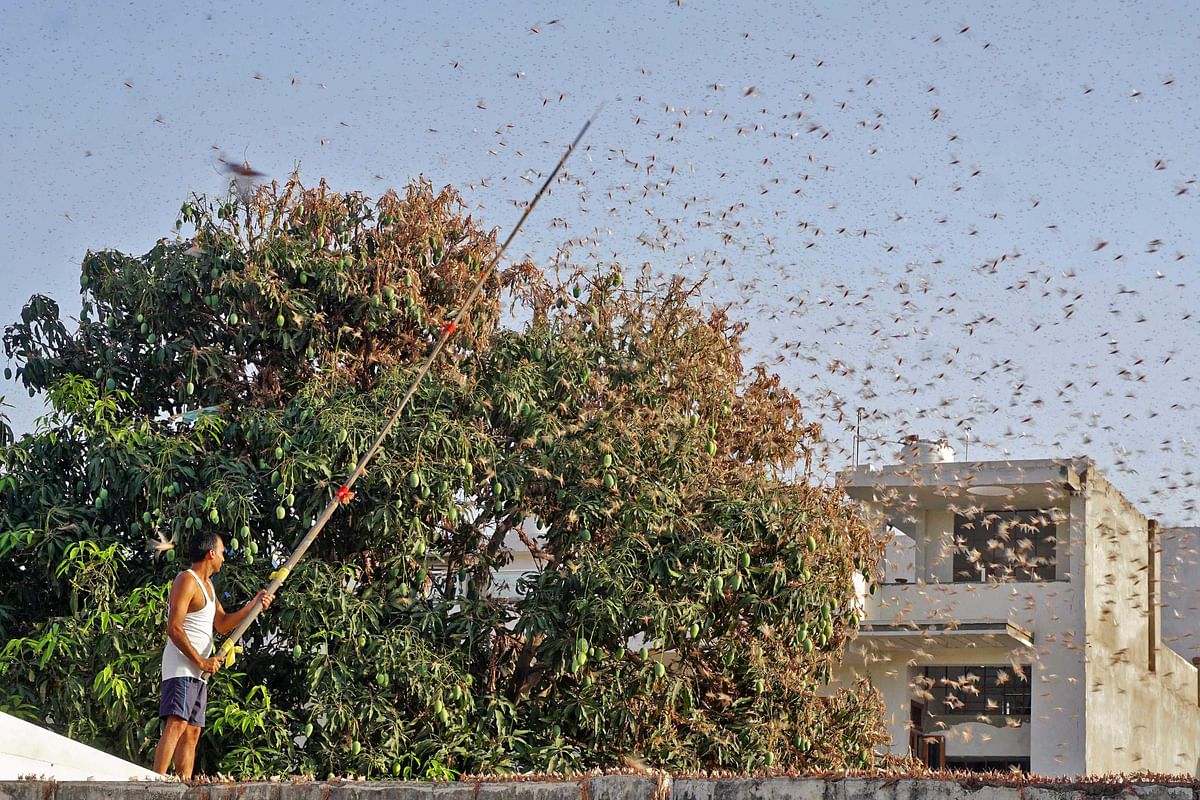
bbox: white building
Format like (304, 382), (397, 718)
(832, 453), (1200, 776)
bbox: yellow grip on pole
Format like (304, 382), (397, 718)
(217, 639), (243, 668)
(268, 566), (290, 583)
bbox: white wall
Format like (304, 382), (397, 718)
(941, 720), (1030, 760)
(882, 528), (916, 584)
(0, 711), (162, 781)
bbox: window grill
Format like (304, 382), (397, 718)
(918, 664), (1032, 716)
(953, 510), (1058, 582)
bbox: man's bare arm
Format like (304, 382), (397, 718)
(213, 590), (273, 636)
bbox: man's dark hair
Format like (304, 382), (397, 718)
(187, 530), (223, 563)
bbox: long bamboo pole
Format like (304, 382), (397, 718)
(210, 112), (597, 671)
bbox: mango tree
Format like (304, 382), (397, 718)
(0, 177), (885, 778)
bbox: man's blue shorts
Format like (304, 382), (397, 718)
(159, 676), (208, 727)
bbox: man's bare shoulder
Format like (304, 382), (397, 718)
(168, 570), (197, 602)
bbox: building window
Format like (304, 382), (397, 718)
(953, 510), (1057, 582)
(918, 665), (1032, 717)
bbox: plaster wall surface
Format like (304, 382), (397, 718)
(1081, 475), (1200, 777)
(938, 722), (1029, 760)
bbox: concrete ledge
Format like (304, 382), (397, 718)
(0, 778), (1197, 800)
(478, 782), (582, 800)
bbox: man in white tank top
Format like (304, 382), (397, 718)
(152, 530), (274, 779)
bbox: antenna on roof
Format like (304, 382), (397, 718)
(854, 407), (865, 467)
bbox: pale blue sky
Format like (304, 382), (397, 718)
(2, 0), (1198, 521)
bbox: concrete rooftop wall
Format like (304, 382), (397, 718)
(0, 777), (1197, 800)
